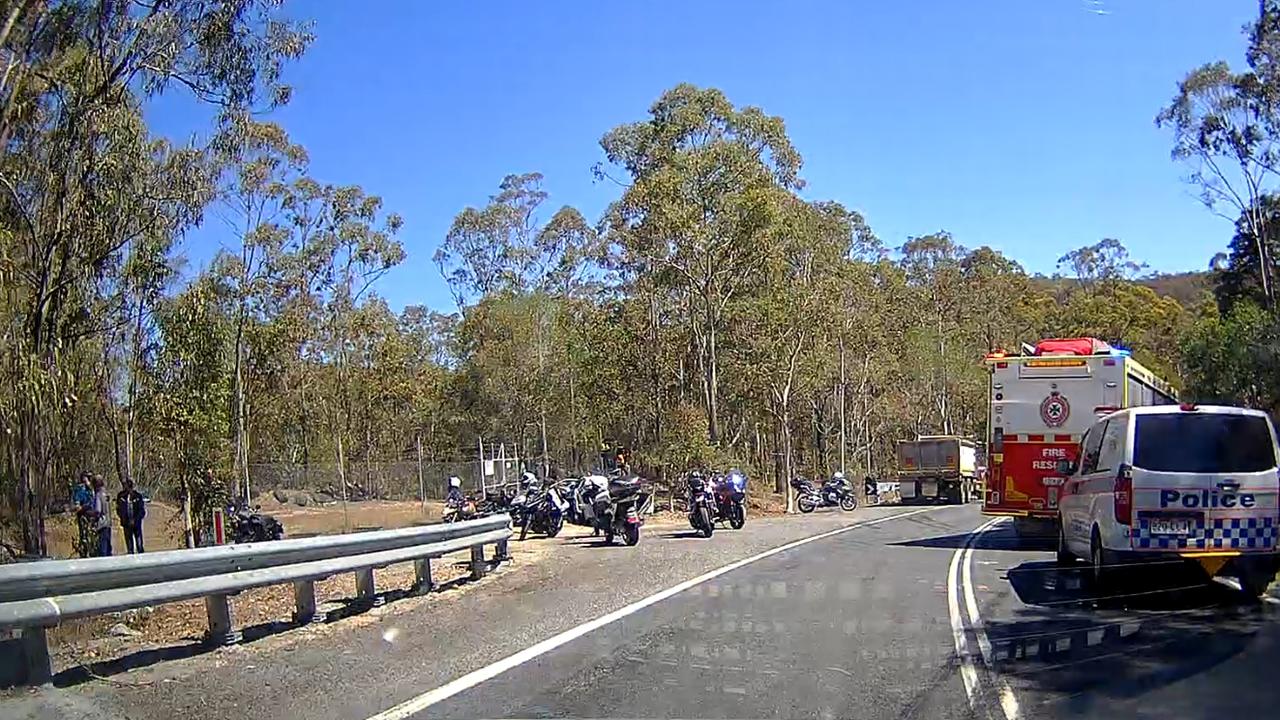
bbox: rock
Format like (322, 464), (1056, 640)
(108, 623), (141, 638)
(272, 488), (291, 504)
(312, 492), (335, 504)
(291, 493), (310, 507)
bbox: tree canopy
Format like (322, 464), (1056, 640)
(0, 3), (1277, 556)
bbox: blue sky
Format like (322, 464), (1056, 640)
(153, 0), (1260, 312)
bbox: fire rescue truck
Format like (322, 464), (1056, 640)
(982, 337), (1177, 537)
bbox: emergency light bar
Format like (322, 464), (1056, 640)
(1025, 358), (1087, 368)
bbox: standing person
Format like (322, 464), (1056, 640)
(116, 478), (146, 553)
(72, 472), (94, 558)
(91, 475), (112, 557)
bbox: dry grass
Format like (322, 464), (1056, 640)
(43, 497), (450, 671)
(47, 541), (491, 675)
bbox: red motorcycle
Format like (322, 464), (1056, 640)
(713, 469), (747, 529)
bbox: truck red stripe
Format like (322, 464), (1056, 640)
(1026, 434), (1045, 442)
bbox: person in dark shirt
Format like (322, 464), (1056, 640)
(115, 477), (147, 553)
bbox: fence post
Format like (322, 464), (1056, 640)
(354, 568), (382, 607)
(292, 580), (324, 624)
(204, 594), (241, 645)
(469, 545), (486, 580)
(416, 434), (426, 514)
(412, 557), (434, 594)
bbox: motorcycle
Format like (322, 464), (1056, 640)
(572, 473), (646, 546)
(227, 500), (284, 543)
(559, 477), (588, 525)
(518, 481), (568, 540)
(687, 473), (717, 538)
(441, 497), (464, 523)
(792, 475), (858, 513)
(713, 469), (747, 530)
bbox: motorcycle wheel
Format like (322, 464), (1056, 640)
(798, 495), (817, 513)
(604, 529), (615, 545)
(623, 523), (640, 546)
(729, 504), (746, 529)
(840, 494), (858, 511)
(699, 507), (714, 538)
(547, 515), (564, 538)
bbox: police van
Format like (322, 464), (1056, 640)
(1056, 403), (1280, 596)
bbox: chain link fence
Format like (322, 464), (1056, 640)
(247, 461), (464, 502)
(246, 456), (527, 503)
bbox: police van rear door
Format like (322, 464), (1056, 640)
(1130, 407), (1280, 553)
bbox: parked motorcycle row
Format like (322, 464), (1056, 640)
(443, 467), (755, 546)
(443, 466), (881, 548)
(789, 471), (887, 513)
(444, 471), (651, 546)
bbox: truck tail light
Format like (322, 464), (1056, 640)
(993, 427), (1004, 453)
(1113, 463), (1133, 526)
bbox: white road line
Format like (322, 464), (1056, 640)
(962, 518), (1001, 665)
(961, 517), (1021, 720)
(948, 518), (998, 706)
(365, 506), (943, 720)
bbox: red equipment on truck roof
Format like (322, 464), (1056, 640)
(1034, 337), (1113, 356)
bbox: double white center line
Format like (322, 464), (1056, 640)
(947, 516), (1021, 720)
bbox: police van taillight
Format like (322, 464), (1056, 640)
(1113, 463), (1133, 526)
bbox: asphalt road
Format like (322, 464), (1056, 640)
(8, 503), (1280, 719)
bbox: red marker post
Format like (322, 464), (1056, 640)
(212, 507), (226, 545)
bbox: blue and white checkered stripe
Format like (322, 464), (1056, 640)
(1135, 516), (1279, 550)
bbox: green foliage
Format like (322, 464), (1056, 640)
(1180, 300), (1280, 415)
(6, 5), (1277, 555)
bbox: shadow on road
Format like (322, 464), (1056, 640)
(891, 523), (1054, 552)
(980, 558), (1278, 716)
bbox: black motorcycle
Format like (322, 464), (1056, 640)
(227, 501), (284, 543)
(517, 481), (568, 540)
(687, 473), (717, 538)
(574, 474), (646, 546)
(793, 475), (858, 513)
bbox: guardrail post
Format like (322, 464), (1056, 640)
(354, 568), (383, 608)
(292, 580), (324, 624)
(494, 538), (510, 563)
(411, 558), (434, 595)
(204, 594), (241, 645)
(9, 626), (53, 686)
(469, 545), (486, 580)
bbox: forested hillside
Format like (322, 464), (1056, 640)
(2, 1), (1278, 556)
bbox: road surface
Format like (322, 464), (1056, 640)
(7, 504), (1279, 719)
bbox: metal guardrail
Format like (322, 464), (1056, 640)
(0, 515), (512, 686)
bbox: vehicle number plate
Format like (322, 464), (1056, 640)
(1149, 517), (1193, 536)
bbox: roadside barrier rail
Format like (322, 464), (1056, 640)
(0, 515), (511, 686)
